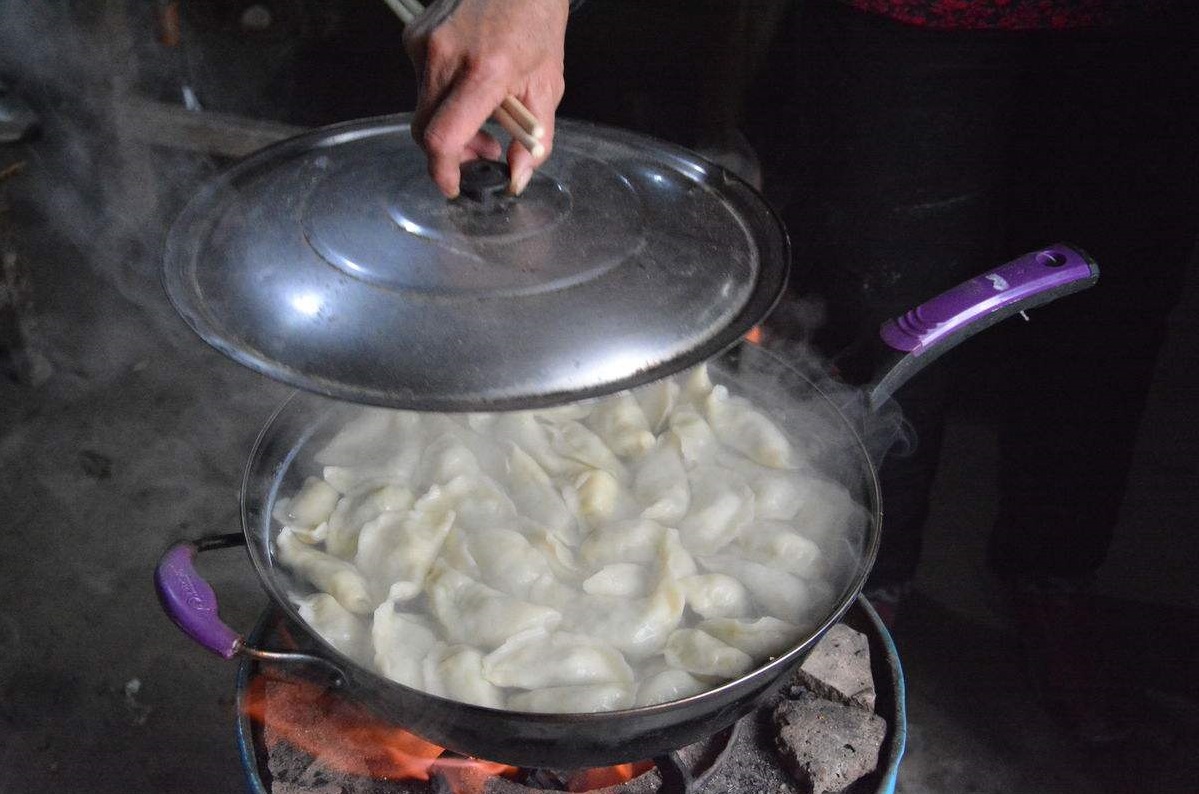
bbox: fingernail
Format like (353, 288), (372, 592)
(511, 169), (532, 196)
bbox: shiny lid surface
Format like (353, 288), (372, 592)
(163, 116), (788, 410)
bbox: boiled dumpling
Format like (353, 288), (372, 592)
(372, 601), (440, 688)
(663, 628), (755, 679)
(492, 412), (580, 478)
(417, 434), (481, 487)
(583, 563), (652, 598)
(482, 628), (635, 689)
(325, 484), (414, 560)
(567, 469), (637, 530)
(634, 378), (680, 433)
(664, 405), (719, 468)
(699, 616), (803, 660)
(460, 526), (572, 606)
(677, 466), (754, 556)
(426, 560), (562, 650)
(275, 477), (339, 530)
(422, 645), (505, 708)
(277, 528), (373, 614)
(680, 363), (715, 405)
(438, 474), (519, 533)
(585, 392), (655, 458)
(678, 573), (754, 619)
(658, 527), (698, 581)
(549, 421), (626, 480)
(507, 683), (634, 713)
(704, 385), (794, 469)
(563, 578), (685, 660)
(699, 555), (815, 622)
(504, 445), (578, 544)
(316, 409), (425, 488)
(294, 593), (370, 664)
(633, 437), (690, 525)
(737, 521), (824, 579)
(579, 518), (666, 568)
(354, 486), (455, 603)
(635, 668), (709, 706)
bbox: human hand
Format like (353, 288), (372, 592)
(403, 0), (569, 198)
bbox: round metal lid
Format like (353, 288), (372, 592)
(164, 116), (788, 410)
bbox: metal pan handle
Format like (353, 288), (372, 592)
(154, 534), (346, 682)
(867, 243), (1099, 410)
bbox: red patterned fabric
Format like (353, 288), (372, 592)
(840, 0), (1174, 29)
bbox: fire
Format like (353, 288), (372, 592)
(567, 761), (655, 791)
(242, 674), (515, 792)
(244, 672), (656, 793)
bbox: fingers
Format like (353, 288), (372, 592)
(420, 65), (510, 197)
(506, 76), (563, 195)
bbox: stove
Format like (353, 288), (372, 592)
(234, 599), (905, 794)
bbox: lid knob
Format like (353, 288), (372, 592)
(458, 159), (510, 208)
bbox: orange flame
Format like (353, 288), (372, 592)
(245, 672), (656, 793)
(745, 326), (764, 345)
(568, 760), (655, 791)
(243, 674), (515, 792)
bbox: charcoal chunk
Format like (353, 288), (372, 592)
(774, 692), (886, 794)
(797, 624), (875, 712)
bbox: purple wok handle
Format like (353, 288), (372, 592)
(154, 534), (348, 681)
(155, 537), (246, 659)
(868, 243), (1098, 410)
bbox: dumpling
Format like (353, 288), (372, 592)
(549, 421), (627, 480)
(563, 578), (685, 660)
(680, 363), (715, 405)
(519, 519), (587, 583)
(460, 526), (570, 605)
(677, 466), (754, 556)
(663, 405), (719, 468)
(426, 561), (562, 650)
(276, 528), (373, 614)
(325, 484), (414, 560)
(438, 475), (519, 533)
(633, 437), (690, 525)
(354, 485), (455, 603)
(585, 392), (655, 458)
(658, 527), (698, 581)
(790, 477), (868, 547)
(316, 409), (425, 487)
(567, 469), (637, 530)
(417, 433), (482, 488)
(704, 385), (794, 469)
(634, 378), (680, 433)
(372, 601), (441, 688)
(491, 412), (580, 478)
(579, 518), (666, 568)
(275, 477), (339, 530)
(719, 457), (809, 521)
(507, 684), (634, 714)
(482, 628), (635, 689)
(635, 668), (709, 707)
(422, 646), (504, 708)
(737, 521), (824, 579)
(678, 573), (754, 619)
(663, 628), (755, 679)
(583, 563), (652, 597)
(504, 445), (579, 544)
(699, 555), (815, 623)
(531, 403), (593, 424)
(293, 593), (370, 664)
(699, 616), (803, 660)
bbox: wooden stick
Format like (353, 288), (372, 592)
(494, 105), (545, 159)
(380, 0), (546, 155)
(500, 96), (545, 139)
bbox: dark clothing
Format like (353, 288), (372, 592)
(840, 0), (1186, 29)
(778, 0), (1199, 585)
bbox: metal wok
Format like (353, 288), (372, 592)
(156, 244), (1097, 769)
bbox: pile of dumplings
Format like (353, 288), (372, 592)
(274, 363), (866, 713)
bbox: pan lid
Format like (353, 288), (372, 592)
(163, 116), (788, 410)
